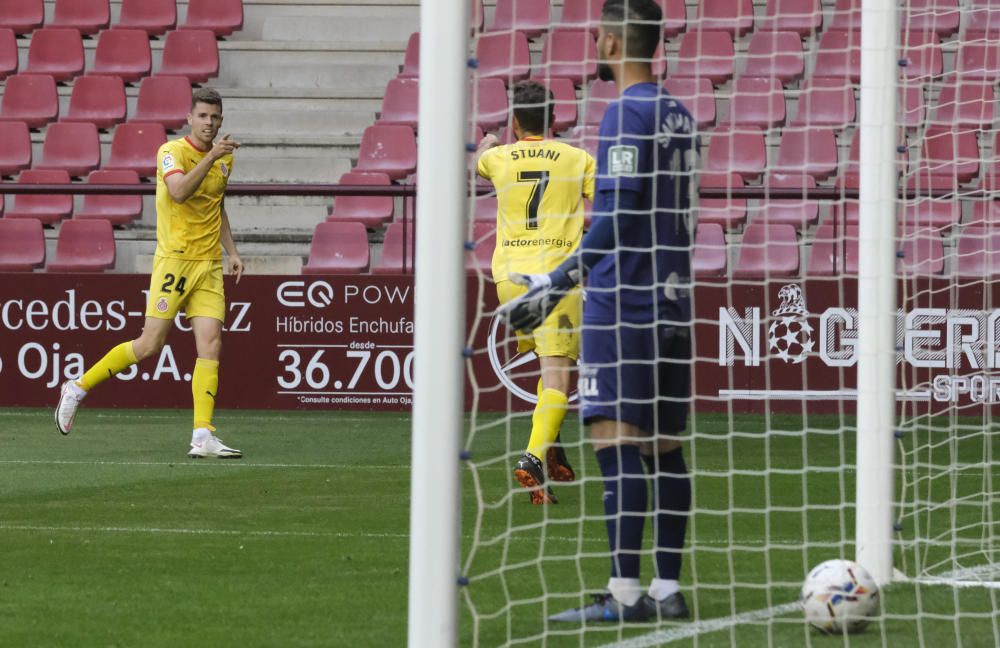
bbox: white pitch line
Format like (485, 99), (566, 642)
(0, 524), (400, 539)
(0, 411), (411, 423)
(597, 601), (801, 648)
(0, 459), (400, 469)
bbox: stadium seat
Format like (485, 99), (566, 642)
(734, 223), (800, 279)
(466, 222), (496, 274)
(49, 0), (110, 36)
(660, 77), (714, 129)
(814, 30), (861, 83)
(762, 0), (821, 36)
(89, 29), (152, 84)
(704, 125), (766, 181)
(728, 77), (786, 129)
(967, 4), (1000, 36)
(901, 31), (942, 81)
(473, 78), (510, 132)
(488, 0), (550, 39)
(905, 0), (960, 37)
(902, 199), (961, 230)
(829, 0), (861, 31)
(474, 194), (498, 222)
(957, 36), (1000, 83)
(470, 0), (484, 32)
(0, 28), (17, 81)
(181, 0), (244, 37)
(0, 218), (46, 271)
(373, 221), (416, 274)
(581, 79), (618, 127)
(564, 123), (600, 158)
(377, 77), (419, 130)
(131, 75), (192, 131)
(743, 31), (804, 86)
(104, 122), (167, 178)
(917, 127), (980, 184)
(774, 127), (838, 180)
(5, 169), (74, 225)
(24, 28), (85, 83)
(159, 30), (220, 84)
(900, 84), (925, 130)
(697, 0), (754, 37)
(793, 77), (856, 128)
(0, 74), (59, 128)
(658, 0), (687, 38)
(697, 172), (747, 229)
(931, 77), (995, 129)
(0, 120), (31, 176)
(302, 221), (371, 275)
(956, 226), (1000, 278)
(475, 31), (531, 84)
(540, 29), (596, 86)
(806, 221), (840, 276)
(760, 172), (820, 230)
(354, 124), (417, 180)
(116, 0), (176, 36)
(328, 171), (394, 229)
(967, 199), (1000, 226)
(559, 0), (601, 34)
(1, 0), (43, 35)
(547, 77), (578, 132)
(399, 32), (420, 78)
(37, 122), (101, 177)
(47, 219), (116, 272)
(692, 223), (727, 278)
(673, 30), (735, 85)
(897, 231), (946, 275)
(62, 75), (127, 130)
(75, 169), (143, 225)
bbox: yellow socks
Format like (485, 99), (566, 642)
(192, 358), (220, 430)
(77, 341), (137, 391)
(526, 388), (569, 461)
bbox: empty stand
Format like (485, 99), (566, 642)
(470, 0), (484, 32)
(775, 127), (838, 180)
(378, 77), (419, 129)
(957, 36), (1000, 83)
(829, 0), (861, 31)
(762, 0), (822, 36)
(47, 219), (116, 272)
(697, 0), (754, 36)
(663, 77), (716, 129)
(116, 0), (176, 36)
(900, 84), (925, 129)
(474, 194), (498, 222)
(104, 122), (167, 177)
(814, 30), (861, 83)
(5, 169), (73, 224)
(399, 32), (420, 78)
(793, 77), (856, 128)
(658, 0), (687, 38)
(75, 169), (143, 225)
(743, 30), (804, 86)
(89, 29), (152, 84)
(956, 227), (1000, 278)
(24, 28), (85, 83)
(548, 77), (578, 132)
(560, 0), (601, 34)
(374, 222), (416, 274)
(1, 0), (43, 35)
(0, 74), (59, 128)
(0, 218), (46, 271)
(63, 75), (127, 129)
(901, 31), (942, 81)
(760, 173), (820, 230)
(49, 0), (110, 36)
(897, 231), (946, 275)
(37, 122), (101, 177)
(328, 172), (394, 228)
(474, 78), (509, 132)
(159, 30), (220, 84)
(354, 124), (417, 180)
(932, 77), (995, 129)
(967, 199), (1000, 225)
(0, 120), (31, 176)
(581, 79), (618, 127)
(489, 0), (550, 39)
(692, 223), (727, 278)
(674, 30), (735, 85)
(698, 172), (747, 229)
(903, 200), (961, 229)
(131, 75), (192, 131)
(729, 77), (786, 129)
(734, 223), (800, 279)
(182, 0), (244, 37)
(704, 125), (766, 181)
(807, 222), (840, 276)
(967, 4), (1000, 36)
(918, 127), (980, 184)
(466, 222), (496, 275)
(475, 31), (531, 84)
(905, 0), (960, 37)
(540, 29), (596, 86)
(303, 222), (371, 275)
(0, 28), (17, 81)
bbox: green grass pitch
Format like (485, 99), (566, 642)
(0, 408), (997, 647)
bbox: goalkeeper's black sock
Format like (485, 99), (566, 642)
(642, 448), (691, 581)
(596, 444), (647, 580)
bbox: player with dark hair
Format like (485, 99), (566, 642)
(55, 87), (245, 459)
(501, 0), (697, 622)
(478, 79), (596, 504)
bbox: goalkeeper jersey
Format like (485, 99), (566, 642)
(478, 137), (595, 283)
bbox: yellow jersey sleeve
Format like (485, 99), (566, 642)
(477, 147), (496, 180)
(582, 152), (596, 202)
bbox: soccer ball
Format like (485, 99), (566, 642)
(801, 559), (879, 634)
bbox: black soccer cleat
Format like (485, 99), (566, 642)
(546, 435), (575, 482)
(513, 452), (557, 504)
(642, 592), (690, 621)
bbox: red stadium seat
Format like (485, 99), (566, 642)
(729, 77), (785, 129)
(132, 76), (192, 131)
(692, 223), (727, 278)
(560, 0), (601, 34)
(0, 120), (31, 176)
(814, 30), (861, 83)
(967, 4), (1000, 35)
(0, 218), (46, 271)
(354, 124), (417, 180)
(698, 172), (747, 229)
(116, 0), (176, 36)
(663, 77), (716, 129)
(968, 200), (1000, 226)
(0, 28), (18, 81)
(905, 0), (960, 38)
(734, 223), (799, 279)
(902, 200), (961, 230)
(540, 29), (596, 86)
(674, 30), (735, 85)
(159, 30), (220, 84)
(476, 31), (531, 84)
(5, 169), (74, 224)
(47, 219), (116, 272)
(918, 127), (980, 184)
(63, 75), (127, 130)
(378, 77), (419, 129)
(806, 221), (842, 276)
(466, 222), (496, 274)
(1, 0), (43, 35)
(89, 29), (152, 84)
(564, 123), (600, 159)
(399, 32), (420, 78)
(104, 122), (167, 178)
(471, 0), (484, 32)
(546, 77), (578, 133)
(75, 169), (143, 225)
(49, 0), (110, 36)
(373, 221), (416, 274)
(474, 194), (498, 222)
(775, 127), (838, 180)
(743, 31), (804, 86)
(581, 79), (618, 127)
(932, 77), (995, 130)
(24, 28), (85, 83)
(328, 172), (394, 229)
(762, 0), (821, 36)
(793, 77), (856, 128)
(302, 221), (371, 275)
(901, 31), (942, 81)
(900, 84), (925, 130)
(897, 230), (946, 275)
(474, 78), (510, 132)
(181, 0), (244, 38)
(658, 0), (687, 38)
(829, 0), (861, 30)
(0, 74), (59, 128)
(760, 173), (820, 230)
(489, 0), (550, 39)
(957, 34), (1000, 83)
(956, 226), (1000, 278)
(705, 125), (766, 181)
(37, 122), (101, 177)
(697, 0), (754, 36)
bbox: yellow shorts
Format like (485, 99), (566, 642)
(496, 280), (581, 360)
(145, 256), (225, 322)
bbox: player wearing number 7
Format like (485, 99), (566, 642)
(55, 88), (245, 459)
(477, 79), (596, 504)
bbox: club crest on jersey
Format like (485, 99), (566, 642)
(161, 154), (175, 172)
(156, 297), (169, 313)
(608, 145), (639, 176)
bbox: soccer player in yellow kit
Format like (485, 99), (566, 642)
(55, 88), (245, 459)
(478, 80), (596, 503)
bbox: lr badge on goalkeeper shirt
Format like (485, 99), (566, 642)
(498, 270), (579, 333)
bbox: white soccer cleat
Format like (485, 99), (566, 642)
(55, 380), (86, 435)
(188, 435), (242, 459)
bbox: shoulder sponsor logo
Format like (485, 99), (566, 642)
(161, 153), (175, 172)
(608, 145), (639, 176)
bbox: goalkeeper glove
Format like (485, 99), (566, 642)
(499, 267), (580, 333)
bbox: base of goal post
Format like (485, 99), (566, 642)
(893, 564), (1000, 590)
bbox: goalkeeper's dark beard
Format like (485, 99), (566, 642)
(597, 62), (615, 82)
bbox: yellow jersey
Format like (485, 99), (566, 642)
(154, 136), (233, 261)
(478, 137), (595, 282)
